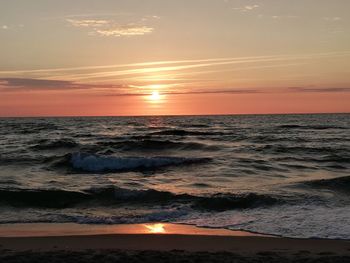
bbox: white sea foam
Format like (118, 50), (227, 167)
(178, 204), (350, 239)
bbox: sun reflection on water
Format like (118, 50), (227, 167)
(144, 223), (166, 233)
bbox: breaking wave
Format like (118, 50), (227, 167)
(70, 152), (210, 173)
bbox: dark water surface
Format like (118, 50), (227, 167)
(0, 114), (349, 239)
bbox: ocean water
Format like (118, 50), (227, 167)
(0, 114), (349, 239)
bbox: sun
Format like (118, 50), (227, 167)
(150, 90), (161, 101)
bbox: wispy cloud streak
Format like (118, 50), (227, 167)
(67, 18), (154, 37)
(0, 56), (277, 75)
(288, 87), (350, 93)
(105, 89), (262, 97)
(48, 52), (350, 81)
(1, 52), (350, 97)
(0, 78), (123, 91)
(94, 25), (153, 36)
(1, 52), (348, 77)
(233, 5), (259, 12)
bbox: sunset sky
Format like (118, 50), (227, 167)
(0, 0), (349, 116)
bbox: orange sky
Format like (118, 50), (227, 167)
(1, 90), (349, 117)
(0, 0), (349, 116)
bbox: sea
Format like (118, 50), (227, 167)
(0, 114), (349, 239)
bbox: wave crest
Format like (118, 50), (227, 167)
(31, 139), (79, 150)
(194, 193), (280, 211)
(97, 139), (218, 151)
(278, 124), (347, 130)
(149, 129), (224, 136)
(71, 152), (210, 173)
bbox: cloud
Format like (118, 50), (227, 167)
(323, 17), (342, 22)
(288, 87), (350, 93)
(0, 78), (122, 91)
(1, 52), (349, 96)
(233, 4), (259, 12)
(2, 51), (349, 77)
(1, 24), (25, 30)
(141, 15), (161, 22)
(50, 51), (350, 82)
(66, 19), (109, 27)
(0, 78), (72, 89)
(67, 18), (154, 37)
(165, 89), (262, 95)
(3, 79), (348, 97)
(93, 25), (154, 37)
(105, 88), (262, 97)
(245, 5), (259, 10)
(258, 15), (299, 20)
(0, 56), (281, 75)
(0, 77), (263, 97)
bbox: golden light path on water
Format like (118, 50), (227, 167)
(144, 223), (166, 234)
(0, 222), (266, 237)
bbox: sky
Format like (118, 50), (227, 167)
(0, 0), (349, 117)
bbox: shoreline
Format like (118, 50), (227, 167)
(0, 223), (349, 252)
(0, 223), (349, 262)
(1, 222), (349, 241)
(0, 222), (264, 238)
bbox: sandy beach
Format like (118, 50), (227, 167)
(0, 223), (349, 262)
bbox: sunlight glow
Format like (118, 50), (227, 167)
(144, 223), (166, 233)
(150, 90), (161, 101)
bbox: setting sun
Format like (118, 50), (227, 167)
(150, 90), (161, 101)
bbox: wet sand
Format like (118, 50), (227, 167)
(0, 223), (349, 262)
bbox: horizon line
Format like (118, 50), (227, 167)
(1, 111), (349, 119)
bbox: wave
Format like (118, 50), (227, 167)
(0, 188), (89, 208)
(31, 139), (79, 150)
(0, 121), (61, 134)
(271, 154), (350, 164)
(183, 124), (210, 128)
(193, 193), (280, 211)
(149, 129), (225, 136)
(0, 179), (21, 186)
(0, 155), (39, 165)
(256, 145), (348, 157)
(97, 139), (218, 151)
(320, 154), (350, 164)
(278, 124), (347, 130)
(303, 176), (350, 193)
(61, 209), (190, 225)
(70, 152), (210, 173)
(249, 135), (308, 144)
(0, 186), (281, 210)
